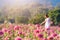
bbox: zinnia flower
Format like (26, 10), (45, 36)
(14, 25), (20, 31)
(38, 34), (43, 38)
(0, 30), (4, 37)
(52, 33), (57, 37)
(43, 38), (47, 40)
(15, 36), (22, 40)
(33, 29), (40, 36)
(0, 30), (3, 35)
(47, 36), (53, 40)
(35, 24), (40, 27)
(2, 28), (8, 33)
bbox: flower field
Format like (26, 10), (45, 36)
(0, 24), (60, 40)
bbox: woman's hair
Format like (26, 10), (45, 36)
(45, 14), (49, 17)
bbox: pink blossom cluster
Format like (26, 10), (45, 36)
(0, 24), (60, 40)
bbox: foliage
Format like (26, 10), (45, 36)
(29, 14), (45, 24)
(48, 9), (60, 25)
(0, 17), (4, 23)
(15, 16), (29, 24)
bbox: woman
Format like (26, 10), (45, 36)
(41, 14), (51, 30)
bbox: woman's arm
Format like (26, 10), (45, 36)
(41, 20), (45, 25)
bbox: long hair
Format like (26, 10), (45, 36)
(46, 14), (49, 18)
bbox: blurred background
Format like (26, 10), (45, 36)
(0, 0), (60, 25)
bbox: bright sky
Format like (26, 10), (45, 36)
(0, 0), (60, 8)
(0, 0), (33, 8)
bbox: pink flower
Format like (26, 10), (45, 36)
(0, 30), (4, 37)
(15, 36), (22, 40)
(47, 36), (53, 40)
(35, 30), (40, 33)
(4, 36), (9, 40)
(8, 24), (14, 30)
(55, 34), (60, 40)
(18, 31), (22, 36)
(28, 24), (32, 26)
(47, 31), (50, 36)
(51, 30), (55, 33)
(34, 29), (40, 34)
(38, 34), (43, 38)
(2, 28), (8, 33)
(7, 30), (12, 34)
(52, 33), (57, 37)
(33, 29), (40, 36)
(14, 25), (20, 31)
(43, 38), (47, 40)
(35, 24), (40, 27)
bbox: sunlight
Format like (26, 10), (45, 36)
(6, 0), (33, 5)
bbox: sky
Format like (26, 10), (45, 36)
(0, 0), (60, 8)
(51, 0), (60, 6)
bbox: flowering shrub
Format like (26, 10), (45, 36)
(0, 24), (60, 40)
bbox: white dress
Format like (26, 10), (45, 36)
(45, 18), (51, 29)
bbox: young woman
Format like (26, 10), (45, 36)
(41, 14), (51, 30)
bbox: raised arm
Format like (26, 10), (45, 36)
(40, 20), (46, 25)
